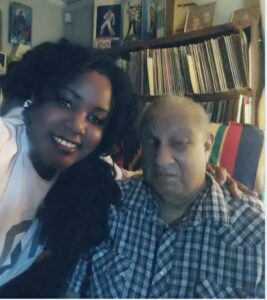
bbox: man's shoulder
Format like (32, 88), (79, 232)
(117, 178), (151, 207)
(220, 187), (264, 246)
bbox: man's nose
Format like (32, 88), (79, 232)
(67, 110), (87, 135)
(155, 144), (174, 166)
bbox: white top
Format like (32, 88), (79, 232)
(0, 113), (56, 286)
(0, 108), (141, 286)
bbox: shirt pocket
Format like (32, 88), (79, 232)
(91, 246), (132, 298)
(195, 278), (247, 298)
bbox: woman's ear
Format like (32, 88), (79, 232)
(23, 99), (34, 125)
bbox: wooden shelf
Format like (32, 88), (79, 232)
(139, 88), (253, 103)
(110, 23), (239, 55)
(192, 88), (253, 102)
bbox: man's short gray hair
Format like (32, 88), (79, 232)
(138, 95), (210, 135)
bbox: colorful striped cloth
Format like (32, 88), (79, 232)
(114, 122), (264, 200)
(209, 122), (264, 200)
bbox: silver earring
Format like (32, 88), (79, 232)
(23, 99), (33, 109)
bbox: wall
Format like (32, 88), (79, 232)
(64, 0), (93, 47)
(64, 0), (263, 47)
(0, 0), (65, 54)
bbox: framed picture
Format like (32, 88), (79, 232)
(0, 52), (7, 75)
(122, 0), (142, 41)
(230, 5), (261, 29)
(95, 37), (112, 49)
(9, 2), (32, 45)
(184, 2), (216, 32)
(0, 10), (2, 50)
(142, 0), (157, 40)
(155, 0), (166, 38)
(93, 0), (121, 46)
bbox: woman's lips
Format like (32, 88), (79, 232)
(52, 135), (80, 154)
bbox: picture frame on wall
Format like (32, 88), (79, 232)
(172, 0), (196, 33)
(230, 5), (260, 29)
(0, 10), (2, 50)
(93, 0), (121, 47)
(9, 2), (32, 45)
(184, 2), (216, 32)
(142, 0), (157, 40)
(122, 0), (142, 41)
(0, 52), (7, 75)
(155, 0), (166, 38)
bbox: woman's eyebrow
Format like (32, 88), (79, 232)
(64, 87), (81, 101)
(93, 107), (110, 114)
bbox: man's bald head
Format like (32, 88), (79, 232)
(140, 96), (210, 137)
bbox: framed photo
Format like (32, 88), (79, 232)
(93, 0), (121, 46)
(155, 0), (166, 38)
(122, 0), (142, 41)
(142, 0), (157, 40)
(95, 37), (112, 49)
(9, 2), (32, 45)
(0, 52), (7, 75)
(230, 5), (260, 29)
(0, 10), (2, 50)
(184, 2), (216, 32)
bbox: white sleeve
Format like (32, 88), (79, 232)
(0, 220), (44, 287)
(101, 155), (124, 180)
(0, 118), (12, 147)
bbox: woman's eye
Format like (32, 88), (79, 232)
(88, 114), (104, 126)
(57, 98), (72, 109)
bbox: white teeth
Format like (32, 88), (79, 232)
(54, 136), (77, 149)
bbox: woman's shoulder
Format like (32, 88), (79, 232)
(1, 105), (24, 135)
(0, 113), (25, 146)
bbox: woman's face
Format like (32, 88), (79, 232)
(27, 70), (112, 178)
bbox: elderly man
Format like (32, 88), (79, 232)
(69, 96), (264, 298)
(70, 97), (264, 298)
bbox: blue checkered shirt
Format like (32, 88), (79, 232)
(68, 175), (265, 298)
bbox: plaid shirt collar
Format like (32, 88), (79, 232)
(139, 173), (231, 229)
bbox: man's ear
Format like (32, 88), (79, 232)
(204, 133), (214, 161)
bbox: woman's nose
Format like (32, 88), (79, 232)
(67, 110), (87, 135)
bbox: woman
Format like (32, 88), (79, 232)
(0, 39), (135, 296)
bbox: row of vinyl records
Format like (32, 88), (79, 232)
(201, 95), (255, 124)
(117, 30), (249, 96)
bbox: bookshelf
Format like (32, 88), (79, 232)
(110, 21), (264, 125)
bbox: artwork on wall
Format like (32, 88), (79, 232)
(0, 52), (7, 75)
(122, 0), (142, 41)
(142, 0), (157, 40)
(0, 10), (2, 50)
(230, 5), (261, 29)
(9, 2), (32, 45)
(93, 0), (121, 47)
(184, 2), (216, 32)
(155, 0), (166, 38)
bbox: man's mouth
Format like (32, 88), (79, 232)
(52, 135), (80, 153)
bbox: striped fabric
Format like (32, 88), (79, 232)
(115, 122), (264, 199)
(209, 122), (264, 199)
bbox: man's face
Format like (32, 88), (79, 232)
(141, 103), (212, 206)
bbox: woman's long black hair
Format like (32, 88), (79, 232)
(0, 39), (135, 297)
